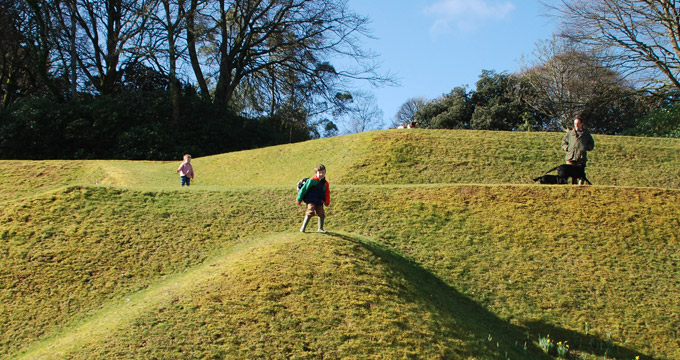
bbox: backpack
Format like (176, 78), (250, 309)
(296, 177), (326, 194)
(296, 177), (309, 193)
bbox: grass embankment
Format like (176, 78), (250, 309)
(4, 129), (677, 196)
(17, 232), (528, 359)
(1, 129), (679, 359)
(184, 130), (680, 188)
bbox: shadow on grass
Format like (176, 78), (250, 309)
(526, 320), (652, 360)
(328, 231), (652, 360)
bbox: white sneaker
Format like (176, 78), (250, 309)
(317, 229), (327, 233)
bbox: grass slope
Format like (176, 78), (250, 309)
(3, 129), (680, 197)
(18, 233), (538, 359)
(179, 129), (680, 188)
(1, 129), (680, 359)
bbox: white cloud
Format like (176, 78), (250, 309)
(424, 0), (516, 34)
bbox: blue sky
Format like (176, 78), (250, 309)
(345, 0), (556, 128)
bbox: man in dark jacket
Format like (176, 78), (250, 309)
(562, 116), (594, 166)
(562, 116), (594, 184)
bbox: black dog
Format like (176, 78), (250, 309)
(557, 164), (592, 185)
(534, 164), (591, 185)
(533, 174), (568, 184)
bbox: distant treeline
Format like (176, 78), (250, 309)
(3, 0), (680, 160)
(406, 70), (680, 138)
(0, 87), (313, 160)
(0, 0), (375, 160)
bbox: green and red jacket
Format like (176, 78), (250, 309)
(297, 176), (330, 206)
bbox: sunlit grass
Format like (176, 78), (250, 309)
(1, 129), (679, 359)
(3, 130), (679, 198)
(23, 233), (527, 359)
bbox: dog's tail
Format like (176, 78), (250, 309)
(532, 176), (542, 182)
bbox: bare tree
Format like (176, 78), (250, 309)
(6, 0), (65, 102)
(147, 0), (190, 125)
(1, 0), (32, 106)
(71, 0), (159, 95)
(336, 91), (383, 134)
(7, 0), (394, 129)
(186, 0), (210, 98)
(547, 0), (680, 91)
(194, 0), (393, 112)
(392, 97), (427, 128)
(520, 36), (629, 129)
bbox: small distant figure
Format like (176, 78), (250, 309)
(397, 120), (417, 129)
(176, 154), (195, 187)
(561, 116), (594, 185)
(296, 164), (330, 233)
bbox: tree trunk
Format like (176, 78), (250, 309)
(187, 0), (209, 100)
(69, 0), (77, 98)
(164, 0), (181, 127)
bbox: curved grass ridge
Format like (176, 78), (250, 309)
(12, 232), (255, 360)
(15, 232), (536, 359)
(2, 185), (678, 358)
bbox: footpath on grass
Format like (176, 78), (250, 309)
(14, 233), (265, 359)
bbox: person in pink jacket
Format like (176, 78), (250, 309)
(176, 154), (195, 186)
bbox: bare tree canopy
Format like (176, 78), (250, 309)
(333, 91), (383, 134)
(392, 97), (427, 128)
(197, 0), (394, 114)
(5, 0), (393, 120)
(547, 0), (680, 91)
(520, 36), (630, 129)
(1, 0), (35, 106)
(67, 0), (158, 95)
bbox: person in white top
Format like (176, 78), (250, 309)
(176, 154), (195, 186)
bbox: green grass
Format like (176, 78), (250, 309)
(4, 129), (678, 196)
(1, 129), (679, 359)
(19, 232), (534, 359)
(188, 129), (680, 188)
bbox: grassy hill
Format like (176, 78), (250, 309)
(1, 129), (679, 359)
